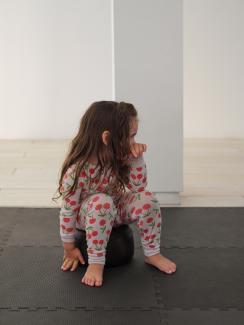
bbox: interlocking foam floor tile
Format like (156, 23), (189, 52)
(0, 310), (163, 325)
(154, 247), (244, 310)
(0, 246), (158, 309)
(166, 310), (244, 325)
(1, 207), (244, 325)
(160, 207), (244, 248)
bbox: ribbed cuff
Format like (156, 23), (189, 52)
(143, 245), (160, 257)
(129, 154), (145, 167)
(60, 235), (75, 243)
(88, 255), (106, 265)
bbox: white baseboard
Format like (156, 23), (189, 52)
(154, 192), (181, 207)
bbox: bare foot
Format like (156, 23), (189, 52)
(81, 263), (104, 287)
(144, 253), (177, 274)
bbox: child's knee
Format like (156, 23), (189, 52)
(87, 193), (115, 207)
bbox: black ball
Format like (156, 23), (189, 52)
(74, 224), (135, 268)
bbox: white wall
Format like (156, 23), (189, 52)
(0, 0), (112, 139)
(184, 0), (244, 138)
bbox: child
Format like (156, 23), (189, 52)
(52, 101), (177, 287)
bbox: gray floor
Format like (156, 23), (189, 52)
(0, 207), (244, 324)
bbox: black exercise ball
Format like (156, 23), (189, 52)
(74, 224), (134, 268)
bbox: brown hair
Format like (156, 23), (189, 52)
(52, 100), (138, 203)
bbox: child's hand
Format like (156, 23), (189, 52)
(61, 247), (86, 271)
(130, 142), (147, 158)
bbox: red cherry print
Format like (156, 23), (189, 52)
(135, 208), (142, 215)
(79, 181), (84, 187)
(92, 230), (98, 237)
(143, 203), (151, 210)
(106, 229), (111, 235)
(149, 244), (155, 248)
(87, 234), (92, 239)
(144, 236), (150, 241)
(61, 224), (65, 229)
(146, 217), (154, 223)
(157, 222), (161, 227)
(103, 202), (110, 209)
(138, 187), (144, 192)
(143, 177), (146, 183)
(150, 234), (156, 239)
(136, 167), (143, 172)
(88, 203), (93, 209)
(66, 227), (73, 232)
(92, 196), (100, 202)
(137, 174), (143, 179)
(99, 240), (104, 245)
(70, 191), (76, 195)
(145, 191), (152, 196)
(93, 239), (98, 244)
(131, 174), (136, 180)
(69, 200), (76, 206)
(63, 217), (70, 223)
(81, 171), (87, 178)
(89, 218), (96, 224)
(144, 229), (149, 233)
(95, 204), (102, 210)
(73, 206), (80, 213)
(103, 178), (108, 184)
(65, 198), (70, 203)
(139, 220), (143, 226)
(89, 168), (95, 174)
(97, 252), (103, 257)
(99, 219), (106, 226)
(131, 206), (136, 214)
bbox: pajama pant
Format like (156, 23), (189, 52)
(76, 190), (162, 265)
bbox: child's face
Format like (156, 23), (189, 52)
(129, 117), (138, 145)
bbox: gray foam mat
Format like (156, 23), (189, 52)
(160, 207), (244, 248)
(1, 207), (244, 249)
(154, 247), (244, 309)
(165, 310), (244, 325)
(1, 310), (244, 325)
(0, 207), (143, 248)
(1, 207), (244, 325)
(0, 310), (163, 325)
(0, 246), (158, 309)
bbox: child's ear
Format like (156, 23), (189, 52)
(102, 130), (110, 146)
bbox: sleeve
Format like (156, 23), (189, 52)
(59, 164), (82, 243)
(126, 153), (148, 192)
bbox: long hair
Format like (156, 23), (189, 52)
(52, 100), (138, 203)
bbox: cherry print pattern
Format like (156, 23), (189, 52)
(59, 154), (162, 264)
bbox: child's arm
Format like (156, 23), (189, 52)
(125, 153), (148, 192)
(59, 164), (82, 244)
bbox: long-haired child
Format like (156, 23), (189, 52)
(52, 101), (177, 287)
